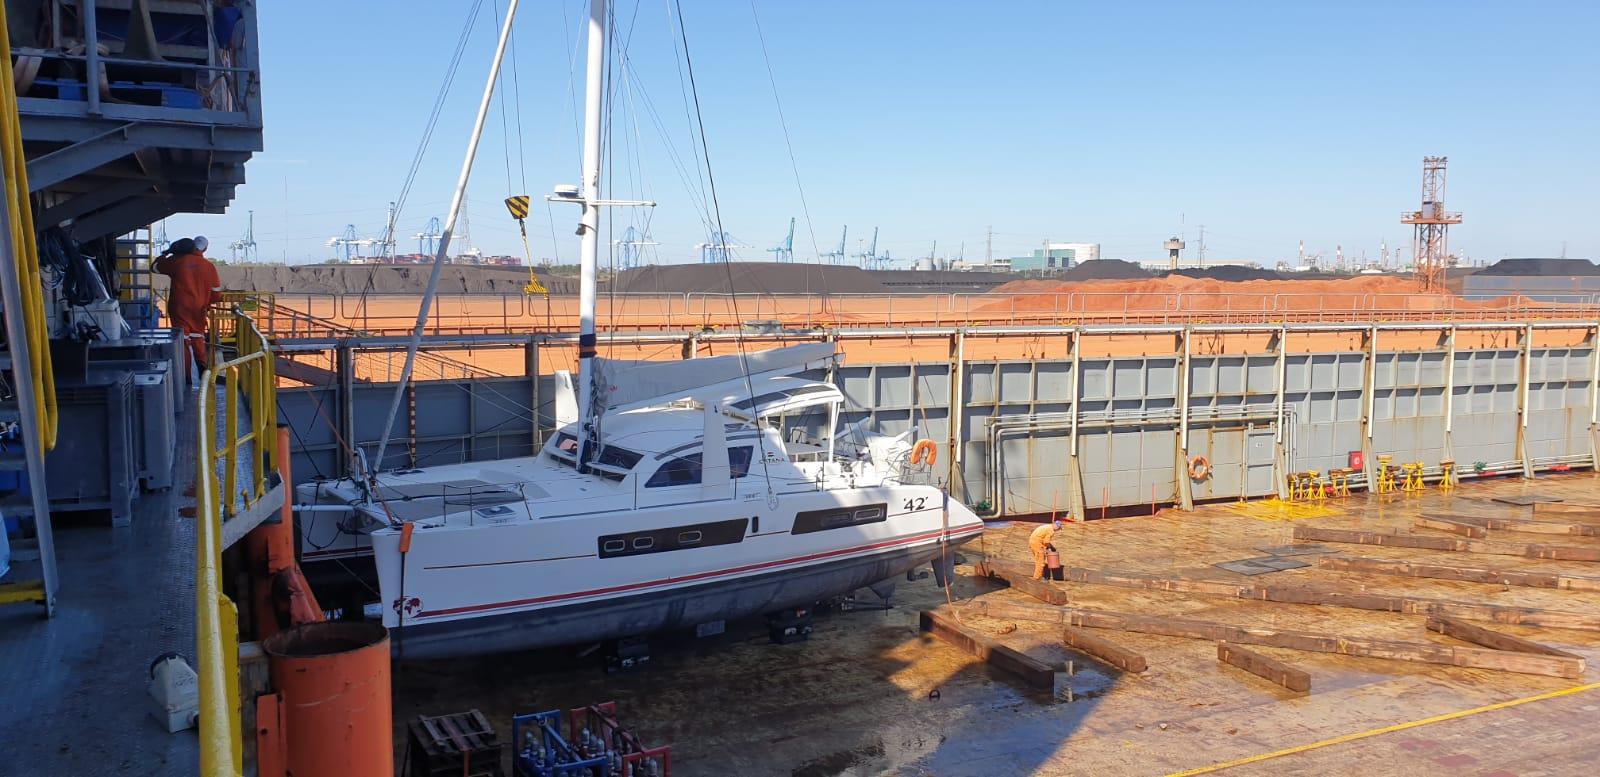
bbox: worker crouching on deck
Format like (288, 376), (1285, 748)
(1029, 519), (1064, 580)
(154, 236), (222, 382)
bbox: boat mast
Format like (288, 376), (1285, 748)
(574, 0), (606, 466)
(372, 0), (522, 474)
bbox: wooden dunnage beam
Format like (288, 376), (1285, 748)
(1217, 642), (1311, 693)
(1425, 616), (1580, 658)
(1318, 556), (1600, 592)
(1293, 526), (1600, 562)
(1063, 626), (1148, 673)
(919, 609), (1056, 690)
(1532, 502), (1600, 519)
(1427, 512), (1600, 538)
(973, 560), (1071, 605)
(981, 557), (1600, 633)
(1415, 515), (1488, 539)
(959, 599), (1585, 678)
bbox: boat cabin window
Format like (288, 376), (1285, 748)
(645, 446), (754, 488)
(595, 445), (643, 471)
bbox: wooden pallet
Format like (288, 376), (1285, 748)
(406, 709), (504, 777)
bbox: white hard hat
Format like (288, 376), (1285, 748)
(193, 235), (210, 252)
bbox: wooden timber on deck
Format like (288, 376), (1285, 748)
(918, 608), (1057, 691)
(1217, 642), (1311, 693)
(958, 598), (1585, 678)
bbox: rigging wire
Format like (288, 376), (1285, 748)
(747, 2), (830, 285)
(353, 0), (487, 326)
(669, 0), (777, 498)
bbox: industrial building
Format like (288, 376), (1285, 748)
(1007, 241), (1101, 272)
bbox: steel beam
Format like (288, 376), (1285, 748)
(1518, 323), (1534, 478)
(35, 179), (151, 227)
(1066, 330), (1085, 521)
(0, 184), (58, 615)
(1175, 328), (1194, 511)
(1360, 326), (1377, 488)
(72, 198), (182, 241)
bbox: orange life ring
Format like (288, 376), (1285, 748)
(911, 439), (938, 466)
(1188, 455), (1211, 481)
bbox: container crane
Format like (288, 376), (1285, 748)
(696, 231), (750, 264)
(228, 210), (257, 263)
(853, 227), (883, 269)
(767, 217), (795, 263)
(326, 224), (362, 262)
(821, 225), (848, 264)
(613, 226), (659, 270)
(412, 217), (442, 256)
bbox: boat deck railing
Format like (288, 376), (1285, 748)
(194, 304), (278, 776)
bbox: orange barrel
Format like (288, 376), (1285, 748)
(262, 622), (392, 777)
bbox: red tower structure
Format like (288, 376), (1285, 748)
(1401, 156), (1463, 292)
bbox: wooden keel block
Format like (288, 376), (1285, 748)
(919, 609), (1056, 691)
(1415, 516), (1488, 539)
(1217, 641), (1311, 693)
(1062, 626), (1148, 673)
(1425, 616), (1580, 659)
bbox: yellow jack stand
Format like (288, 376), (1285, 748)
(1328, 468), (1353, 498)
(1401, 461), (1426, 492)
(1375, 454), (1397, 494)
(1438, 459), (1457, 491)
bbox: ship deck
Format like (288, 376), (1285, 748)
(0, 382), (262, 777)
(392, 473), (1600, 776)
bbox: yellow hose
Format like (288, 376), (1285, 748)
(0, 7), (59, 450)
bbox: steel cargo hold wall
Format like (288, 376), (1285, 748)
(1451, 349), (1522, 469)
(1186, 354), (1278, 501)
(280, 375), (542, 482)
(1284, 352), (1365, 476)
(961, 359), (1075, 513)
(1525, 347), (1594, 465)
(1370, 350), (1448, 469)
(834, 360), (953, 470)
(1076, 356), (1179, 512)
(278, 385), (342, 482)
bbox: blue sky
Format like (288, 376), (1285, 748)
(169, 1), (1600, 267)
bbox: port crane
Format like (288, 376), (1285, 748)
(228, 210), (257, 263)
(412, 217), (442, 255)
(696, 231), (750, 264)
(853, 227), (883, 269)
(821, 225), (848, 264)
(327, 224), (362, 261)
(614, 226), (659, 270)
(767, 217), (795, 263)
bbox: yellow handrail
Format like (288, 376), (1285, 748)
(0, 7), (58, 450)
(195, 303), (277, 776)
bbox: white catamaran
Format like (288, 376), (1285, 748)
(295, 0), (983, 658)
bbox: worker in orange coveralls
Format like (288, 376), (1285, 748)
(1029, 519), (1064, 580)
(154, 236), (222, 382)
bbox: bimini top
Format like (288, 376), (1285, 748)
(593, 342), (836, 414)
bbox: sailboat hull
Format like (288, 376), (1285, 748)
(389, 533), (975, 659)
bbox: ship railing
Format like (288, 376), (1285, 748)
(250, 290), (1600, 339)
(194, 306), (278, 777)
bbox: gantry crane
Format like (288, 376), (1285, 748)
(821, 225), (848, 264)
(767, 217), (795, 263)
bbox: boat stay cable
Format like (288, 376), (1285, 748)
(670, 0), (778, 505)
